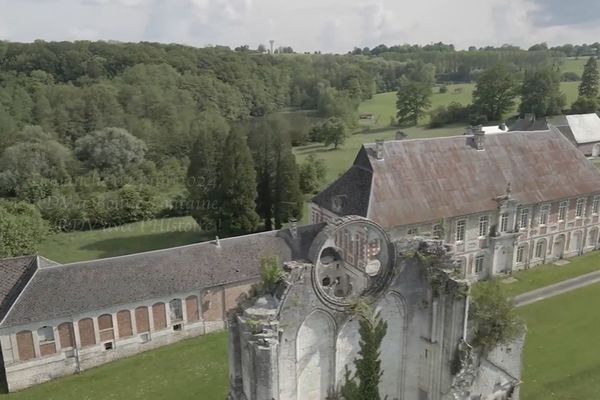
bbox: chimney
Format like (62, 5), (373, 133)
(215, 236), (221, 248)
(375, 140), (384, 160)
(289, 218), (298, 239)
(472, 125), (485, 150)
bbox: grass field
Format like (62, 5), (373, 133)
(0, 332), (229, 400)
(501, 251), (600, 298)
(37, 216), (209, 263)
(519, 281), (600, 400)
(560, 57), (588, 76)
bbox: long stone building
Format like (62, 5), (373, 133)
(311, 127), (600, 280)
(0, 224), (322, 392)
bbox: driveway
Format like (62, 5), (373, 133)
(513, 269), (600, 307)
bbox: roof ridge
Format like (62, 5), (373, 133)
(39, 227), (295, 270)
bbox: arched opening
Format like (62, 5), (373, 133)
(376, 293), (406, 399)
(98, 314), (114, 342)
(37, 326), (56, 356)
(169, 299), (183, 322)
(117, 310), (133, 338)
(16, 330), (35, 361)
(152, 302), (167, 330)
(58, 322), (75, 349)
(297, 310), (335, 399)
(186, 296), (200, 322)
(571, 231), (583, 253)
(494, 246), (508, 274)
(535, 239), (547, 259)
(335, 319), (360, 390)
(553, 234), (566, 259)
(135, 306), (150, 333)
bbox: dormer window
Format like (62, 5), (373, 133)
(331, 196), (344, 213)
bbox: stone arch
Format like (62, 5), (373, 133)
(117, 310), (133, 338)
(588, 227), (599, 248)
(16, 330), (35, 361)
(296, 309), (336, 400)
(553, 234), (566, 259)
(186, 295), (200, 322)
(335, 318), (360, 389)
(152, 302), (167, 330)
(494, 246), (509, 274)
(78, 318), (96, 347)
(571, 230), (583, 253)
(535, 238), (548, 259)
(58, 322), (75, 349)
(375, 292), (407, 399)
(135, 306), (150, 333)
(98, 314), (114, 341)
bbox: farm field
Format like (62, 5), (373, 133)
(37, 216), (208, 264)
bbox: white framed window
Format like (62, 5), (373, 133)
(519, 209), (529, 229)
(432, 224), (442, 239)
(478, 216), (489, 237)
(516, 245), (525, 263)
(37, 326), (54, 343)
(500, 213), (509, 232)
(455, 220), (466, 242)
(559, 201), (568, 221)
(593, 196), (600, 214)
(535, 240), (545, 258)
(539, 204), (550, 225)
(576, 198), (585, 217)
(475, 254), (484, 273)
(407, 227), (418, 235)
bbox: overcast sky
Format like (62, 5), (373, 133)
(1, 0), (600, 53)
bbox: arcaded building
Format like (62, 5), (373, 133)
(0, 224), (322, 392)
(310, 127), (600, 280)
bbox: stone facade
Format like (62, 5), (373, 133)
(0, 280), (256, 392)
(310, 130), (600, 281)
(228, 216), (523, 400)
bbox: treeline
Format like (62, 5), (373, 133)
(351, 42), (599, 83)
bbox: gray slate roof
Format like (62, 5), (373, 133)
(0, 224), (324, 328)
(313, 129), (600, 228)
(0, 256), (37, 321)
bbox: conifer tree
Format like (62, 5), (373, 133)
(340, 302), (388, 400)
(579, 57), (599, 98)
(212, 129), (259, 235)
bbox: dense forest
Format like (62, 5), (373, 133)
(0, 40), (587, 257)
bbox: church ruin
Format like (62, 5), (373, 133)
(228, 216), (524, 400)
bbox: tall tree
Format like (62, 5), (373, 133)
(0, 200), (49, 258)
(472, 64), (518, 121)
(519, 68), (566, 117)
(247, 116), (303, 230)
(212, 130), (259, 235)
(396, 77), (432, 126)
(579, 57), (599, 98)
(340, 301), (388, 400)
(186, 112), (228, 230)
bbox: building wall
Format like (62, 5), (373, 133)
(317, 193), (600, 281)
(0, 278), (259, 392)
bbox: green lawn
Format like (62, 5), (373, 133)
(519, 282), (600, 400)
(1, 332), (228, 400)
(560, 57), (588, 76)
(37, 216), (209, 264)
(501, 251), (600, 298)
